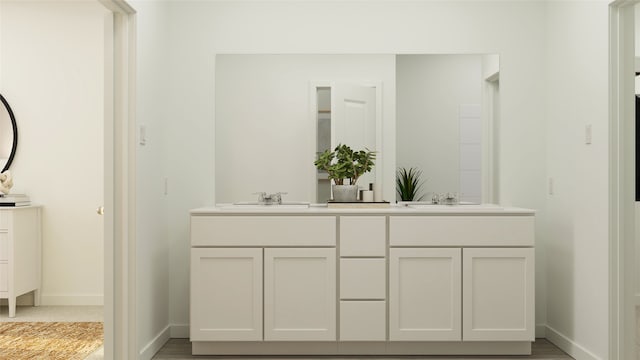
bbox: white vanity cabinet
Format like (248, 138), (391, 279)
(0, 206), (42, 318)
(339, 216), (386, 341)
(389, 248), (462, 341)
(462, 247), (535, 341)
(190, 215), (337, 346)
(190, 248), (263, 341)
(190, 207), (535, 356)
(264, 248), (336, 341)
(389, 215), (536, 343)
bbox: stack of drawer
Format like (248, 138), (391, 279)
(339, 216), (386, 341)
(0, 213), (7, 293)
(0, 207), (42, 318)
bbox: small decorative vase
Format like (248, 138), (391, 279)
(332, 184), (359, 202)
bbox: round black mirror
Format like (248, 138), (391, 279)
(0, 94), (17, 173)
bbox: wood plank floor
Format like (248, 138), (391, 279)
(152, 339), (573, 359)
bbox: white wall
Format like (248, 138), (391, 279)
(396, 54), (482, 201)
(144, 0), (550, 344)
(544, 2), (610, 359)
(215, 54), (395, 203)
(133, 1), (172, 357)
(0, 1), (106, 306)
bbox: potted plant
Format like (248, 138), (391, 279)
(396, 167), (425, 201)
(314, 144), (376, 202)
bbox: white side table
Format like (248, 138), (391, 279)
(0, 206), (42, 317)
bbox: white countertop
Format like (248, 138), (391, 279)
(191, 203), (535, 216)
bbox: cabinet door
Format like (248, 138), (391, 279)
(462, 248), (534, 341)
(389, 248), (461, 341)
(190, 248), (262, 341)
(264, 248), (336, 341)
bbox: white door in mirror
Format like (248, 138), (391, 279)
(333, 83), (377, 187)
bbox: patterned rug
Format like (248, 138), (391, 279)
(0, 322), (103, 360)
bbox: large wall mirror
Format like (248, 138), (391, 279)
(396, 54), (499, 204)
(214, 54), (499, 204)
(0, 94), (18, 173)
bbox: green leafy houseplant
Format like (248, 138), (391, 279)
(314, 144), (376, 185)
(396, 167), (425, 201)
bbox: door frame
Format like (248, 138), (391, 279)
(97, 0), (137, 359)
(609, 1), (637, 359)
(483, 72), (499, 204)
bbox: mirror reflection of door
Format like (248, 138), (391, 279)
(316, 87), (331, 202)
(316, 84), (377, 203)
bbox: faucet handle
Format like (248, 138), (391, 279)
(253, 192), (266, 202)
(272, 192), (287, 204)
(273, 192), (287, 204)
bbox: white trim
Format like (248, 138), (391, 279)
(102, 10), (116, 360)
(39, 295), (104, 306)
(139, 325), (170, 360)
(308, 80), (331, 202)
(170, 324), (190, 338)
(485, 71), (499, 83)
(482, 73), (499, 204)
(535, 324), (546, 338)
(545, 325), (603, 360)
(193, 341), (531, 355)
(98, 0), (135, 14)
(97, 1), (136, 360)
(609, 2), (638, 360)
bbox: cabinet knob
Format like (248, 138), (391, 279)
(97, 206), (104, 215)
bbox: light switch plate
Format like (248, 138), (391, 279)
(139, 124), (147, 146)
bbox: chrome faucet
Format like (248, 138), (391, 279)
(432, 192), (459, 205)
(254, 192), (287, 205)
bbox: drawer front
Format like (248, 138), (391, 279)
(340, 301), (386, 341)
(340, 216), (386, 256)
(191, 216), (336, 246)
(390, 215), (534, 247)
(0, 211), (8, 230)
(0, 233), (7, 261)
(340, 259), (386, 299)
(0, 262), (7, 292)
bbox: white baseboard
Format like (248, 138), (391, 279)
(170, 324), (189, 338)
(40, 294), (104, 306)
(545, 325), (603, 360)
(139, 325), (171, 360)
(535, 324), (546, 338)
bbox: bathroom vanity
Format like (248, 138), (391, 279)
(190, 205), (535, 355)
(0, 206), (42, 318)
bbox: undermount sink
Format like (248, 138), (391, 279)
(407, 203), (503, 211)
(217, 201), (311, 209)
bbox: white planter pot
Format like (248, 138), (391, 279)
(332, 184), (359, 202)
